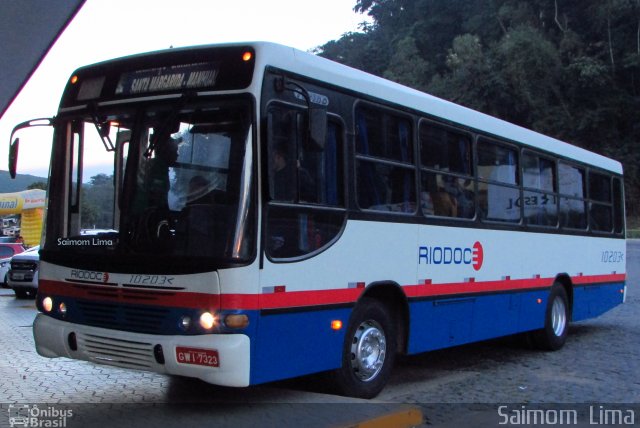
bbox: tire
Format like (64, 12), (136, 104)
(331, 297), (396, 399)
(532, 285), (570, 351)
(14, 289), (29, 299)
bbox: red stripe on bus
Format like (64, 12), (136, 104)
(220, 288), (362, 310)
(38, 273), (625, 311)
(572, 273), (626, 285)
(404, 276), (553, 298)
(38, 279), (220, 309)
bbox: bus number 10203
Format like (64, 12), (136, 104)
(128, 274), (174, 286)
(601, 251), (624, 263)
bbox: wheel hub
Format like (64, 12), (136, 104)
(551, 297), (567, 336)
(350, 320), (387, 382)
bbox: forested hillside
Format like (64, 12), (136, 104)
(317, 0), (640, 216)
(0, 170), (47, 193)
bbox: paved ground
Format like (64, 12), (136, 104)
(0, 241), (638, 427)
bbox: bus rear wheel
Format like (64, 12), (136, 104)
(332, 297), (396, 399)
(532, 285), (569, 351)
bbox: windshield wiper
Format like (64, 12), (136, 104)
(89, 103), (115, 152)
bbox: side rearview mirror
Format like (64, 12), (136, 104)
(308, 106), (327, 151)
(274, 76), (328, 152)
(7, 117), (54, 179)
(9, 138), (19, 179)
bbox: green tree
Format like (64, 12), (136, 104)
(81, 174), (114, 229)
(428, 33), (501, 115)
(383, 36), (431, 90)
(493, 25), (569, 133)
(27, 181), (47, 190)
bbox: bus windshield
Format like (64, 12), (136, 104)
(44, 98), (255, 268)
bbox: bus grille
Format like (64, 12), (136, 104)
(10, 260), (38, 271)
(77, 333), (156, 369)
(74, 285), (177, 302)
(76, 300), (170, 334)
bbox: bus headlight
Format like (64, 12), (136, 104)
(199, 312), (217, 330)
(58, 302), (68, 316)
(42, 297), (53, 313)
(180, 316), (192, 331)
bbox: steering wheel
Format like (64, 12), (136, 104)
(134, 207), (176, 251)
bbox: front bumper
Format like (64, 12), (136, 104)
(33, 313), (250, 387)
(8, 270), (38, 291)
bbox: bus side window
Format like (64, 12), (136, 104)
(266, 104), (345, 260)
(355, 107), (416, 213)
(477, 138), (520, 223)
(419, 121), (475, 219)
(268, 109), (298, 202)
(613, 178), (624, 234)
(558, 162), (587, 230)
(588, 172), (613, 233)
(522, 151), (558, 227)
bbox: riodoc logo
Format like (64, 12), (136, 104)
(418, 241), (484, 271)
(70, 269), (110, 283)
(471, 241), (484, 271)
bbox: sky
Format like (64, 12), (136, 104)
(0, 0), (369, 178)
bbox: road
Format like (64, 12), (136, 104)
(0, 241), (638, 427)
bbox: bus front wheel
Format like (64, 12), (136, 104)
(332, 297), (396, 399)
(532, 285), (569, 351)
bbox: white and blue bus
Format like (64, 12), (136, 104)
(10, 42), (626, 398)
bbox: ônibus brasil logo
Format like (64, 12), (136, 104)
(418, 241), (484, 271)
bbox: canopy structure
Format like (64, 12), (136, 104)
(0, 189), (46, 247)
(1, 0), (85, 119)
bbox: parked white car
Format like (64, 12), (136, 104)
(0, 256), (10, 287)
(8, 246), (39, 299)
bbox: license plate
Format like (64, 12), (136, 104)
(176, 347), (219, 367)
(11, 273), (24, 280)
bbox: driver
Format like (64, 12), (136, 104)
(146, 136), (180, 209)
(129, 136), (181, 250)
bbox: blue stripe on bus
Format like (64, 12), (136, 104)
(250, 306), (351, 385)
(249, 282), (624, 385)
(407, 289), (548, 354)
(572, 282), (625, 322)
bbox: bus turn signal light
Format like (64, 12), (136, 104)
(242, 51), (253, 62)
(225, 314), (249, 329)
(331, 320), (343, 330)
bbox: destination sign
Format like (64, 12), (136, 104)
(62, 46), (255, 107)
(115, 62), (220, 96)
